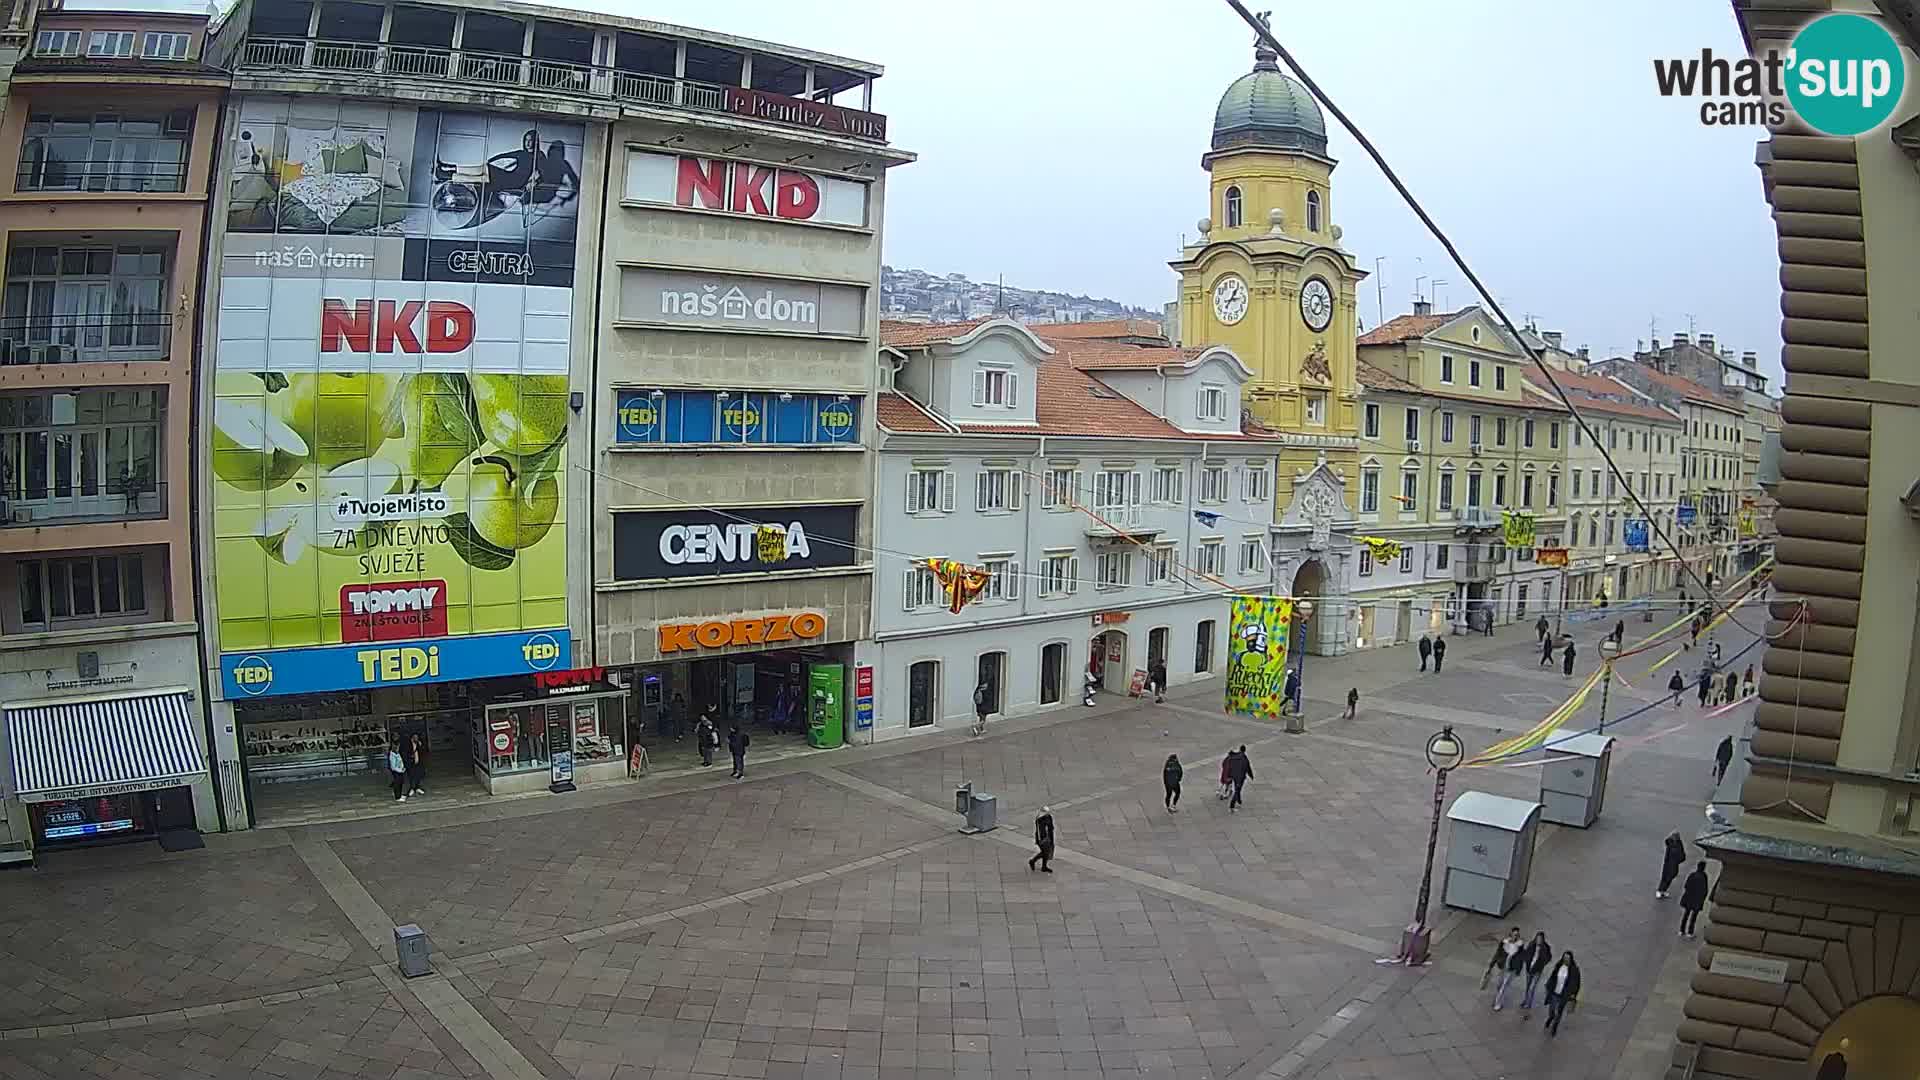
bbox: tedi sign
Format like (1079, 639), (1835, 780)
(1653, 13), (1905, 134)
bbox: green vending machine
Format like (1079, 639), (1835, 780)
(807, 663), (845, 749)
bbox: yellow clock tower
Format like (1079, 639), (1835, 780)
(1171, 32), (1367, 518)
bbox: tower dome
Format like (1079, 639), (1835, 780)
(1211, 41), (1328, 156)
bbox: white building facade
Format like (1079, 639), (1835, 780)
(866, 319), (1278, 738)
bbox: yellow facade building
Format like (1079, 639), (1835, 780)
(1352, 305), (1568, 639)
(1170, 34), (1369, 653)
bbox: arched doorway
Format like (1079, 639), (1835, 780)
(1089, 629), (1129, 693)
(1290, 560), (1327, 655)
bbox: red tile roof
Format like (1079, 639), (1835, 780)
(1358, 362), (1566, 412)
(1058, 341), (1209, 371)
(875, 391), (951, 434)
(1027, 318), (1166, 342)
(1633, 366), (1743, 410)
(879, 319), (992, 347)
(1355, 309), (1466, 346)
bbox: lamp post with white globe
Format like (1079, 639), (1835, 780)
(1396, 725), (1465, 965)
(1286, 598), (1315, 733)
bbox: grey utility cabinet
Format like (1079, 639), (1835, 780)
(1442, 792), (1542, 917)
(1539, 732), (1614, 828)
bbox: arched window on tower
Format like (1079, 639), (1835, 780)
(1306, 190), (1322, 233)
(1224, 186), (1243, 228)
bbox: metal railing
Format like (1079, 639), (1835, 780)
(0, 315), (172, 364)
(1, 480), (167, 526)
(236, 35), (881, 140)
(15, 164), (186, 194)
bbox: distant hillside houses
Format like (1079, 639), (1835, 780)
(880, 265), (1159, 327)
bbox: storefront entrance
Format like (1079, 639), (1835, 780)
(624, 644), (852, 764)
(1089, 629), (1128, 693)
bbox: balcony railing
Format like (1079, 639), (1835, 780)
(15, 164), (187, 194)
(236, 35), (887, 143)
(1, 480), (166, 527)
(0, 314), (172, 365)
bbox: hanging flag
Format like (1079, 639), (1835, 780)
(1355, 535), (1403, 563)
(1677, 503), (1697, 526)
(1193, 510), (1221, 527)
(1226, 596), (1293, 720)
(1623, 519), (1650, 553)
(755, 525), (787, 564)
(1535, 547), (1570, 567)
(926, 557), (992, 614)
(1738, 509), (1757, 537)
(1501, 510), (1537, 549)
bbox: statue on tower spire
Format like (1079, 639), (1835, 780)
(1253, 11), (1279, 69)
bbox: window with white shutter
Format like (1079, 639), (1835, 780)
(906, 468), (950, 515)
(976, 467), (1020, 511)
(903, 567), (941, 611)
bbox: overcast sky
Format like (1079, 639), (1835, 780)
(573, 1), (1780, 379)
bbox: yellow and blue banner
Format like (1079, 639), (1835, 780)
(1226, 596), (1293, 719)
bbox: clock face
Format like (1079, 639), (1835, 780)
(1300, 277), (1334, 332)
(1212, 275), (1249, 325)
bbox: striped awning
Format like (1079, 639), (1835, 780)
(5, 691), (204, 803)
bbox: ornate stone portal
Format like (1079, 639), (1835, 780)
(1271, 453), (1355, 656)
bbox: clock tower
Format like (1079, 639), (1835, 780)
(1170, 22), (1368, 652)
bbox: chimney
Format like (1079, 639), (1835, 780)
(1699, 332), (1715, 353)
(1673, 332), (1689, 347)
(1543, 330), (1563, 349)
(1741, 350), (1757, 369)
(1650, 336), (1661, 351)
(1412, 299), (1432, 316)
(1577, 346), (1590, 361)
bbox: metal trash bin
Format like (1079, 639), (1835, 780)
(394, 923), (432, 978)
(954, 783), (998, 834)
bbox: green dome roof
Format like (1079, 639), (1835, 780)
(1211, 46), (1327, 155)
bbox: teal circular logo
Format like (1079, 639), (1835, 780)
(1786, 14), (1905, 136)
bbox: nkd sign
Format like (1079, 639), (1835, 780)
(618, 267), (864, 337)
(624, 151), (869, 229)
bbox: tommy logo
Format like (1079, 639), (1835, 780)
(320, 299), (476, 354)
(339, 580), (450, 643)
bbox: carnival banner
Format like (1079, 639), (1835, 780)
(1356, 535), (1403, 564)
(927, 558), (991, 614)
(1535, 547), (1570, 567)
(1226, 596), (1293, 719)
(1502, 510), (1537, 549)
(1738, 509), (1757, 537)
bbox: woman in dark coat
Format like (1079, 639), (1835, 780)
(1679, 861), (1711, 937)
(1162, 754), (1183, 812)
(1561, 640), (1576, 677)
(1520, 931), (1554, 1013)
(1657, 832), (1686, 898)
(1543, 952), (1582, 1036)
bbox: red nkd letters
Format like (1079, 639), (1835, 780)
(320, 299), (476, 354)
(674, 157), (822, 221)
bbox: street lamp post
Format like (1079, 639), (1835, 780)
(1286, 598), (1316, 734)
(1598, 637), (1621, 733)
(1395, 725), (1465, 966)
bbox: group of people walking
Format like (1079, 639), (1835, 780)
(1158, 746), (1257, 814)
(1483, 927), (1583, 1036)
(1416, 634), (1446, 672)
(1657, 832), (1715, 937)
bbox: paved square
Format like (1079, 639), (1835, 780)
(0, 615), (1758, 1079)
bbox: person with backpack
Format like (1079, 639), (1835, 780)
(1657, 832), (1686, 898)
(971, 680), (991, 736)
(727, 723), (749, 779)
(1162, 754), (1183, 812)
(1668, 670), (1686, 706)
(1224, 746), (1254, 812)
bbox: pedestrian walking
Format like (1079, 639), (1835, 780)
(1484, 927), (1526, 1011)
(1698, 665), (1713, 707)
(1679, 860), (1711, 937)
(1689, 615), (1703, 649)
(1218, 752), (1233, 800)
(407, 732), (428, 796)
(1611, 619), (1625, 646)
(1742, 665), (1755, 698)
(1344, 686), (1358, 720)
(665, 692), (686, 740)
(972, 680), (992, 736)
(1281, 667), (1301, 716)
(694, 713), (717, 767)
(1561, 640), (1576, 677)
(1535, 615), (1550, 643)
(1540, 634), (1556, 668)
(1520, 931), (1554, 1014)
(1542, 952), (1582, 1036)
(1714, 735), (1734, 785)
(1709, 640), (1723, 666)
(727, 723), (749, 779)
(1225, 745), (1253, 812)
(1723, 670), (1739, 706)
(1432, 636), (1446, 673)
(1028, 807), (1055, 872)
(1150, 659), (1168, 704)
(1417, 634), (1432, 672)
(1668, 670), (1686, 706)
(1483, 608), (1495, 637)
(1657, 831), (1686, 898)
(1162, 754), (1183, 812)
(387, 740), (409, 802)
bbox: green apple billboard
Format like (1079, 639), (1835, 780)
(211, 97), (582, 694)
